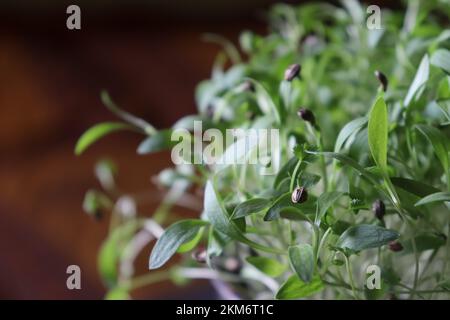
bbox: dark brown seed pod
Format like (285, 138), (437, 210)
(284, 63), (301, 81)
(297, 108), (316, 126)
(291, 186), (308, 204)
(374, 70), (388, 92)
(372, 199), (385, 220)
(192, 246), (207, 264)
(388, 241), (403, 252)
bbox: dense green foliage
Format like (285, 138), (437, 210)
(77, 0), (450, 299)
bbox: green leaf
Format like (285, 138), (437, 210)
(105, 287), (130, 300)
(403, 233), (446, 253)
(149, 219), (209, 270)
(177, 226), (205, 253)
(415, 192), (450, 206)
(391, 177), (441, 197)
(316, 191), (346, 223)
(246, 256), (287, 277)
(336, 224), (399, 252)
(298, 172), (321, 188)
(275, 274), (323, 299)
(230, 198), (271, 219)
(247, 78), (282, 124)
(204, 180), (284, 254)
(288, 244), (314, 283)
(306, 150), (378, 185)
(207, 229), (231, 261)
(331, 220), (352, 236)
(368, 97), (388, 171)
(436, 100), (450, 121)
(334, 117), (367, 152)
(274, 157), (300, 188)
(98, 221), (141, 287)
(415, 124), (449, 173)
(137, 129), (177, 154)
(431, 49), (450, 74)
(75, 122), (131, 155)
(95, 159), (118, 190)
(204, 180), (251, 241)
(404, 54), (429, 107)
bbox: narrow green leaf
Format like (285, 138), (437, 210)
(391, 177), (441, 197)
(415, 124), (449, 173)
(149, 219), (209, 270)
(137, 129), (176, 154)
(98, 221), (141, 287)
(75, 122), (131, 155)
(431, 49), (450, 74)
(404, 54), (429, 107)
(275, 274), (323, 299)
(368, 97), (388, 171)
(205, 180), (284, 254)
(177, 226), (205, 253)
(334, 117), (367, 152)
(316, 191), (346, 223)
(230, 198), (271, 220)
(204, 180), (252, 241)
(105, 287), (130, 300)
(246, 256), (287, 277)
(436, 100), (450, 121)
(415, 192), (450, 206)
(288, 244), (314, 283)
(247, 78), (282, 124)
(207, 229), (231, 262)
(298, 172), (321, 188)
(403, 233), (446, 253)
(337, 224), (399, 252)
(306, 150), (379, 185)
(274, 157), (300, 188)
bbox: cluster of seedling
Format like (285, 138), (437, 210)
(76, 0), (450, 299)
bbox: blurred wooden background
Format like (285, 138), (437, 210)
(0, 0), (394, 299)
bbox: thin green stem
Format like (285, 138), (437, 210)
(344, 255), (359, 300)
(124, 270), (172, 291)
(290, 159), (303, 192)
(316, 227), (332, 263)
